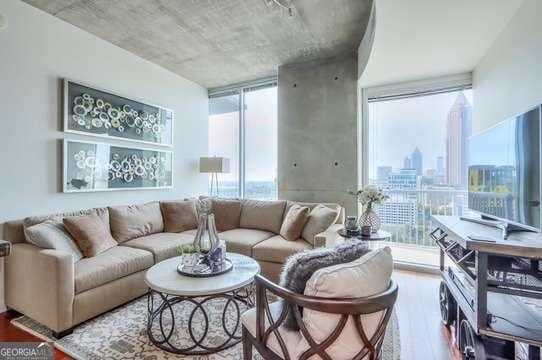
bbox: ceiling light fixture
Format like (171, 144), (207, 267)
(266, 0), (294, 18)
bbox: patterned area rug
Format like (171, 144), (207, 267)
(12, 295), (400, 360)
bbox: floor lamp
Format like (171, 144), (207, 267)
(199, 157), (230, 197)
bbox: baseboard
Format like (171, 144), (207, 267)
(393, 261), (440, 275)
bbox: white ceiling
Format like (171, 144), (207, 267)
(360, 0), (524, 87)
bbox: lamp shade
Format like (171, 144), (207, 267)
(199, 157), (230, 173)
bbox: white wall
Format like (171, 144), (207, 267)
(473, 0), (542, 132)
(0, 0), (209, 224)
(0, 0), (209, 312)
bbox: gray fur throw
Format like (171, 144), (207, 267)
(279, 241), (371, 330)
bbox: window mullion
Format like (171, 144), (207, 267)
(239, 89), (246, 199)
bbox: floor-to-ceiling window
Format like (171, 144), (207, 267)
(208, 93), (241, 198)
(365, 81), (473, 267)
(208, 80), (277, 199)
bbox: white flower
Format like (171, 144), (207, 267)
(354, 185), (389, 206)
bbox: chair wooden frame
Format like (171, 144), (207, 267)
(242, 274), (398, 360)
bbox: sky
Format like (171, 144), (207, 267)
(368, 90), (473, 179)
(208, 87), (277, 182)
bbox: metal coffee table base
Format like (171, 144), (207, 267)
(146, 286), (254, 355)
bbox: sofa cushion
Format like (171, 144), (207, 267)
(64, 214), (118, 257)
(240, 200), (286, 234)
(24, 220), (83, 262)
(219, 229), (274, 256)
(121, 232), (194, 262)
(211, 199), (242, 231)
(74, 246), (154, 294)
(252, 235), (312, 264)
(301, 204), (340, 245)
(23, 207), (110, 231)
(301, 247), (393, 360)
(280, 204), (310, 241)
(109, 202), (164, 243)
(160, 200), (198, 233)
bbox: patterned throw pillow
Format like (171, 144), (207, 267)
(24, 219), (83, 262)
(64, 214), (117, 257)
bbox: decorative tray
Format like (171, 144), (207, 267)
(177, 258), (233, 278)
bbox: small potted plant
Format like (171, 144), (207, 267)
(177, 244), (199, 268)
(352, 185), (389, 233)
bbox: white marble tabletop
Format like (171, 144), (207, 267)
(145, 252), (260, 296)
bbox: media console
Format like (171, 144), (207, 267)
(431, 215), (542, 359)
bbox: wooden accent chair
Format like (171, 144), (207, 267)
(242, 274), (398, 360)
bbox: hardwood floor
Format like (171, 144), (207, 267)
(393, 269), (462, 360)
(0, 270), (460, 360)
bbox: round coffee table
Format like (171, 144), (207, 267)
(145, 252), (260, 355)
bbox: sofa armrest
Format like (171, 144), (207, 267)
(5, 243), (75, 332)
(313, 223), (344, 248)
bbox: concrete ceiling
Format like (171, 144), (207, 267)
(23, 0), (372, 89)
(360, 0), (524, 87)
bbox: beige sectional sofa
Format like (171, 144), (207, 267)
(3, 198), (344, 337)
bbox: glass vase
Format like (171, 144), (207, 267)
(193, 214), (219, 255)
(358, 204), (381, 233)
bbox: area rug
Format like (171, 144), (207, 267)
(12, 295), (400, 359)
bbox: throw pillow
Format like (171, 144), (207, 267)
(240, 199), (286, 234)
(279, 204), (310, 241)
(24, 220), (83, 262)
(301, 247), (393, 359)
(64, 213), (117, 257)
(160, 200), (198, 233)
(279, 241), (371, 330)
(108, 202), (164, 243)
(301, 204), (340, 245)
(211, 199), (242, 231)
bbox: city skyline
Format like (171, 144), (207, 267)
(368, 90), (473, 180)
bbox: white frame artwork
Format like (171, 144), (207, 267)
(63, 79), (174, 148)
(63, 139), (173, 193)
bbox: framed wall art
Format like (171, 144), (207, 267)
(63, 79), (174, 147)
(63, 139), (173, 193)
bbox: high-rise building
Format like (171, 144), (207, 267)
(446, 92), (472, 188)
(411, 147), (423, 175)
(377, 166), (392, 187)
(389, 169), (417, 190)
(436, 156), (444, 175)
(403, 156), (411, 169)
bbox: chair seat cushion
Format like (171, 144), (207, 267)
(219, 228), (275, 256)
(75, 246), (153, 294)
(252, 235), (312, 264)
(241, 301), (302, 358)
(121, 232), (194, 262)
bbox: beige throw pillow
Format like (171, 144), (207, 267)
(240, 200), (286, 234)
(24, 219), (83, 262)
(109, 202), (164, 243)
(280, 204), (310, 241)
(160, 200), (198, 233)
(63, 214), (117, 257)
(301, 204), (340, 245)
(212, 199), (242, 231)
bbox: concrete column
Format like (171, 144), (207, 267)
(278, 54), (358, 216)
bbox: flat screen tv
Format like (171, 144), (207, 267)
(468, 105), (542, 232)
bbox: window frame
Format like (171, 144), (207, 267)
(208, 77), (278, 198)
(359, 73), (473, 271)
